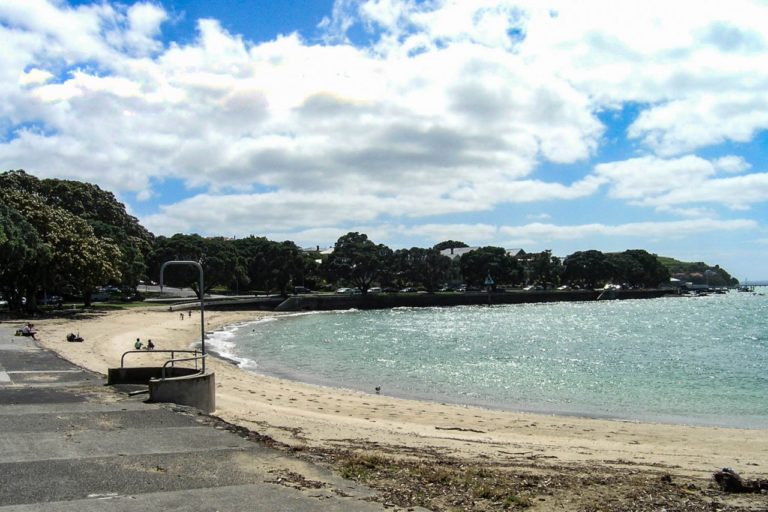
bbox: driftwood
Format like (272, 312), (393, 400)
(713, 468), (768, 493)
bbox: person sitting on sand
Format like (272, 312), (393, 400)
(147, 339), (155, 350)
(21, 323), (37, 340)
(134, 338), (142, 350)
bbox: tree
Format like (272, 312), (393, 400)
(391, 247), (451, 292)
(0, 170), (154, 289)
(0, 199), (48, 310)
(657, 256), (736, 286)
(233, 236), (273, 293)
(528, 250), (562, 286)
(459, 246), (520, 287)
(267, 241), (306, 296)
(233, 237), (310, 294)
(432, 240), (469, 252)
(0, 189), (122, 307)
(149, 234), (240, 297)
(323, 232), (392, 294)
(605, 252), (644, 286)
(562, 250), (612, 289)
(620, 250), (670, 287)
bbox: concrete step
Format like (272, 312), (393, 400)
(0, 326), (421, 511)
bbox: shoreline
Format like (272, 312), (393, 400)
(16, 307), (768, 484)
(205, 305), (768, 432)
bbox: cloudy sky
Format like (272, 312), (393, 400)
(2, 0), (768, 279)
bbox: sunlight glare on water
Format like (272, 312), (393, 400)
(208, 290), (768, 428)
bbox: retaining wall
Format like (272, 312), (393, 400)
(276, 289), (675, 312)
(107, 366), (215, 413)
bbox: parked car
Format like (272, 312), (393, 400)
(293, 286), (312, 294)
(39, 295), (63, 307)
(368, 287), (382, 294)
(400, 287), (417, 293)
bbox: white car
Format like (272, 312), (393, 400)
(335, 287), (352, 294)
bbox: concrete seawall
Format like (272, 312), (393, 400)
(276, 289), (675, 312)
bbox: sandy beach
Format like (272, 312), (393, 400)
(19, 307), (768, 509)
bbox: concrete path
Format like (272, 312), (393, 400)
(0, 325), (421, 511)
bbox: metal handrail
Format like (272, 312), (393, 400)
(120, 349), (201, 370)
(160, 354), (208, 379)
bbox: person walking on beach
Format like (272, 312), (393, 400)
(180, 313), (184, 321)
(147, 339), (155, 350)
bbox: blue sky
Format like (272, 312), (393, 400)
(2, 0), (768, 279)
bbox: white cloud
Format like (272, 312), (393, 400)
(402, 223), (500, 244)
(594, 155), (717, 200)
(713, 155), (750, 174)
(0, 0), (605, 201)
(514, 0), (768, 155)
(593, 155), (768, 211)
(627, 95), (768, 156)
(142, 191), (392, 236)
(0, 0), (767, 257)
(18, 68), (52, 85)
(499, 218), (757, 241)
(642, 173), (768, 211)
(356, 217), (760, 251)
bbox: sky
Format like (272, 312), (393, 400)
(2, 0), (768, 280)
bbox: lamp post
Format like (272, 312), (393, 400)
(160, 261), (206, 372)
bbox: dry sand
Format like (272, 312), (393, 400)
(24, 307), (768, 488)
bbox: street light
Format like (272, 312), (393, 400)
(159, 260), (206, 372)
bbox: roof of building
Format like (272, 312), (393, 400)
(439, 247), (479, 259)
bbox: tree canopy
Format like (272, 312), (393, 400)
(0, 171), (739, 312)
(391, 247), (452, 292)
(0, 186), (122, 307)
(432, 240), (469, 251)
(459, 246), (521, 287)
(323, 232), (392, 294)
(0, 170), (155, 308)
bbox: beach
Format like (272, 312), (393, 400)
(24, 307), (768, 509)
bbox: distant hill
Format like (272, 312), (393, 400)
(657, 256), (738, 286)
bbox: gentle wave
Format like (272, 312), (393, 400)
(218, 290), (768, 428)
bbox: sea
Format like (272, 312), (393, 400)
(206, 288), (768, 429)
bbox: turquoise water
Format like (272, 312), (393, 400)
(207, 290), (768, 428)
